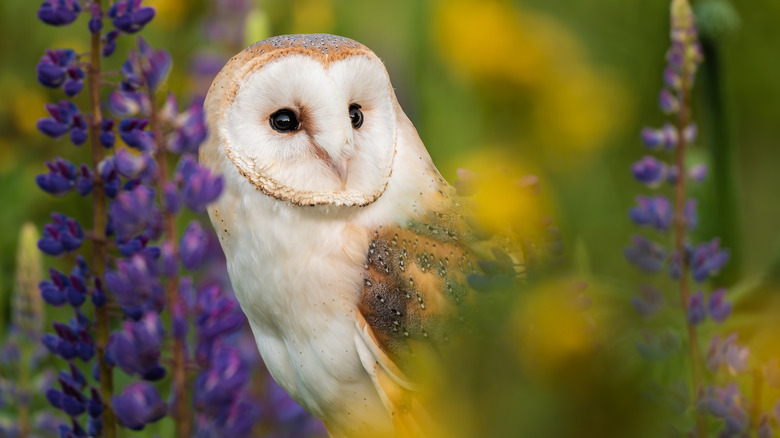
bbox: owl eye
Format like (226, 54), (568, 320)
(269, 109), (299, 133)
(349, 104), (363, 129)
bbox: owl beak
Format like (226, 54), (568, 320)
(329, 159), (349, 188)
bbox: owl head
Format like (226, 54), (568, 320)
(201, 34), (399, 207)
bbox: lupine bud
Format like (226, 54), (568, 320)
(624, 235), (666, 274)
(111, 382), (167, 431)
(37, 0), (82, 26)
(36, 49), (81, 89)
(88, 3), (102, 34)
(109, 312), (166, 380)
(688, 163), (707, 183)
(629, 195), (672, 231)
(658, 89), (679, 113)
(110, 185), (156, 239)
(687, 291), (706, 325)
(690, 238), (729, 282)
(118, 118), (154, 151)
(37, 100), (80, 139)
(102, 29), (120, 57)
(180, 221), (208, 271)
(104, 253), (163, 319)
(177, 156), (224, 212)
(194, 347), (248, 409)
(36, 158), (77, 196)
(108, 0), (156, 34)
(38, 213), (84, 256)
(121, 38), (171, 93)
(708, 288), (732, 323)
(168, 102), (207, 154)
(631, 156), (667, 187)
(631, 284), (665, 318)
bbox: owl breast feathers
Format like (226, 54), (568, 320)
(201, 34), (485, 438)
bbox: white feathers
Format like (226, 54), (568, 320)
(218, 53), (396, 206)
(201, 35), (448, 437)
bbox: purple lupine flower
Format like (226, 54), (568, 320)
(706, 333), (748, 375)
(177, 156), (224, 212)
(160, 241), (178, 277)
(121, 38), (171, 93)
(36, 49), (82, 90)
(707, 288), (731, 323)
(36, 158), (77, 196)
(70, 114), (88, 145)
(624, 235), (667, 274)
(697, 384), (739, 418)
(111, 382), (167, 431)
(37, 100), (80, 139)
(102, 29), (120, 57)
(118, 117), (155, 151)
(773, 399), (780, 428)
(113, 148), (147, 178)
(104, 253), (164, 319)
(688, 163), (707, 183)
(686, 291), (706, 325)
(40, 268), (70, 306)
(258, 378), (328, 438)
(76, 164), (93, 196)
(108, 0), (156, 34)
(100, 118), (116, 148)
(88, 2), (102, 34)
(629, 195), (672, 231)
(211, 399), (256, 437)
(658, 88), (679, 114)
(37, 0), (82, 26)
(108, 90), (151, 117)
(631, 284), (665, 318)
(684, 199), (697, 230)
(167, 100), (208, 154)
(663, 66), (681, 90)
(109, 184), (156, 239)
(641, 123), (677, 150)
(194, 286), (245, 363)
(194, 347), (248, 410)
(690, 238), (730, 282)
(683, 123), (697, 144)
(43, 318), (94, 361)
(180, 221), (209, 271)
(724, 404), (747, 434)
(98, 158), (121, 198)
(631, 156), (667, 187)
(162, 181), (181, 214)
(109, 312), (166, 380)
(38, 213), (84, 256)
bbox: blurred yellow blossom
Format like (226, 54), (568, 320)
(512, 279), (596, 375)
(434, 0), (630, 155)
(453, 148), (548, 234)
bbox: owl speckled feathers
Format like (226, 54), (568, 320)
(201, 34), (479, 437)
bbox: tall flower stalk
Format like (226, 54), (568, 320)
(627, 1), (780, 436)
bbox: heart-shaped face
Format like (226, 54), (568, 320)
(205, 34), (398, 207)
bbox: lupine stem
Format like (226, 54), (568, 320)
(149, 95), (191, 438)
(87, 1), (117, 436)
(673, 46), (704, 437)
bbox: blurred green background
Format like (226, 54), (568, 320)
(1, 0), (779, 436)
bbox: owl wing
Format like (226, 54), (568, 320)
(354, 195), (480, 437)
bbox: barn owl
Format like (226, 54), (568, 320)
(201, 34), (482, 438)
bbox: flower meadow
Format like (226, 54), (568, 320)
(1, 0), (780, 437)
